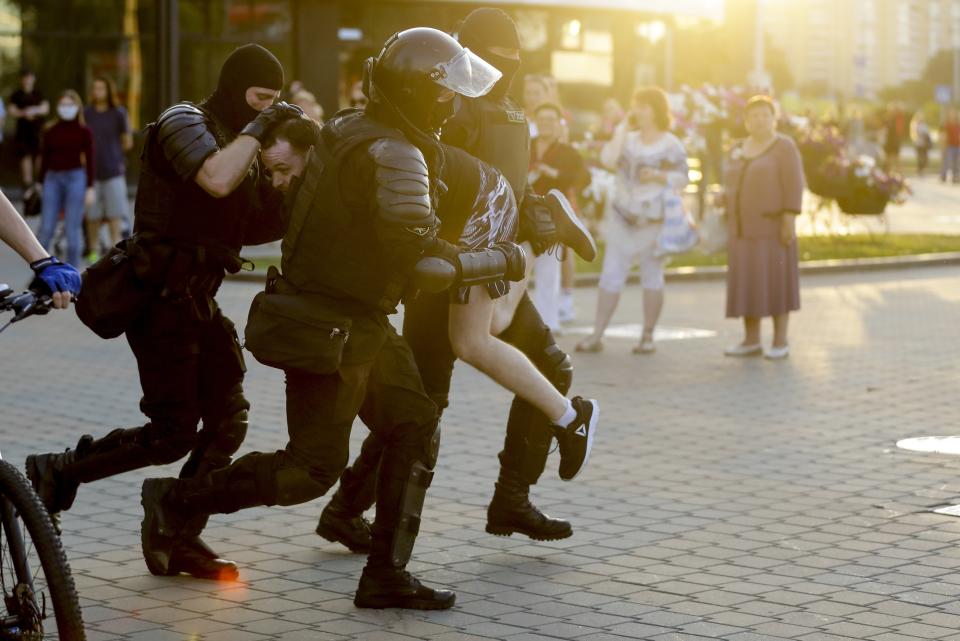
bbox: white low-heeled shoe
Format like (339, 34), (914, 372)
(724, 343), (762, 357)
(764, 345), (790, 360)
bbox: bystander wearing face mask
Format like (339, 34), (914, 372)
(57, 104), (79, 121)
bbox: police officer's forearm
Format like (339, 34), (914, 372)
(194, 135), (261, 198)
(0, 191), (49, 263)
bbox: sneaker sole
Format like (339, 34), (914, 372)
(485, 523), (573, 541)
(546, 189), (598, 262)
(563, 400), (599, 482)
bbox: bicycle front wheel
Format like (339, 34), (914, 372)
(0, 459), (85, 640)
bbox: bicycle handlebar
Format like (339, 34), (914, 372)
(0, 285), (55, 324)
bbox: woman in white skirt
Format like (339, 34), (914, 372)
(577, 86), (688, 354)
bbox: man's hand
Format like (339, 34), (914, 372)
(29, 257), (81, 310)
(423, 238), (462, 278)
(240, 101), (304, 143)
(84, 187), (95, 208)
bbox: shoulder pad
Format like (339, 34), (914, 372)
(156, 103), (219, 180)
(369, 138), (433, 228)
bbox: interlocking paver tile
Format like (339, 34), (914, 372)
(3, 243), (960, 640)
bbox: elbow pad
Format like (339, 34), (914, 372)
(370, 138), (438, 238)
(155, 103), (219, 180)
(458, 242), (526, 286)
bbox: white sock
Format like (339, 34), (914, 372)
(552, 398), (577, 427)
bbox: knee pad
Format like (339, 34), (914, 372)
(543, 344), (573, 394)
(428, 392), (450, 413)
(145, 422), (198, 466)
(208, 400), (250, 459)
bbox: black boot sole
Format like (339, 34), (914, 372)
(485, 523), (573, 541)
(315, 521), (371, 554)
(354, 593), (456, 610)
(168, 559), (240, 581)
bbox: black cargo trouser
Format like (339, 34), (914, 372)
(67, 295), (249, 488)
(174, 321), (439, 558)
(335, 290), (570, 514)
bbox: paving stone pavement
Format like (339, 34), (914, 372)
(1, 254), (960, 640)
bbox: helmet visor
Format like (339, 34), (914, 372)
(430, 48), (502, 99)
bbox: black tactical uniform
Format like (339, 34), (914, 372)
(319, 8), (577, 547)
(26, 44), (294, 580)
(141, 28), (518, 610)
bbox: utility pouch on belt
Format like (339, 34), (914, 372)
(75, 238), (152, 339)
(244, 266), (353, 374)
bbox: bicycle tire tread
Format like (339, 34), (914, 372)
(0, 459), (85, 640)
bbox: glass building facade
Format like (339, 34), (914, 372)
(0, 1), (669, 150)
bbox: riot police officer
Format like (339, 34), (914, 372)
(318, 7), (597, 550)
(139, 28), (525, 609)
(25, 44), (300, 580)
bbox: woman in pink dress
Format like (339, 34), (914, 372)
(723, 96), (804, 360)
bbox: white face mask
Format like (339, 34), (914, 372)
(57, 104), (79, 121)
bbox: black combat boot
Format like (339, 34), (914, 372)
(141, 478), (240, 581)
(316, 490), (372, 553)
(27, 431), (146, 531)
(25, 450), (81, 521)
(486, 468), (572, 540)
(354, 532), (455, 610)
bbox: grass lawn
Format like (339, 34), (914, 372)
(249, 234), (960, 274)
(585, 234), (960, 273)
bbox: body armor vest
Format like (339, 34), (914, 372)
(133, 102), (261, 259)
(279, 110), (431, 314)
(457, 95), (530, 202)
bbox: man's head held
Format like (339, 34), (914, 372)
(207, 44), (284, 132)
(456, 8), (521, 99)
(261, 116), (320, 193)
(364, 27), (500, 137)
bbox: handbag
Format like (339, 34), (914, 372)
(244, 284), (354, 375)
(75, 239), (152, 339)
(655, 193), (699, 256)
(698, 206), (729, 255)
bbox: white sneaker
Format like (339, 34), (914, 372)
(764, 345), (790, 360)
(724, 343), (762, 357)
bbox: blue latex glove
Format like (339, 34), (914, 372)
(29, 257), (82, 296)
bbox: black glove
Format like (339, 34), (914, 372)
(240, 101), (305, 143)
(422, 238), (462, 279)
(492, 241), (527, 282)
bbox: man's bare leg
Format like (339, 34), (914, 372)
(449, 284), (568, 423)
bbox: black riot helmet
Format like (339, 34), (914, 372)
(364, 27), (501, 136)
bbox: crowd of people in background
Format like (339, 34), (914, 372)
(3, 60), (958, 359)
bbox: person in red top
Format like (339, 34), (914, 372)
(37, 89), (95, 267)
(941, 109), (960, 184)
(528, 102), (591, 329)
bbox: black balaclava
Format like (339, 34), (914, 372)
(457, 8), (521, 100)
(203, 44), (284, 133)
